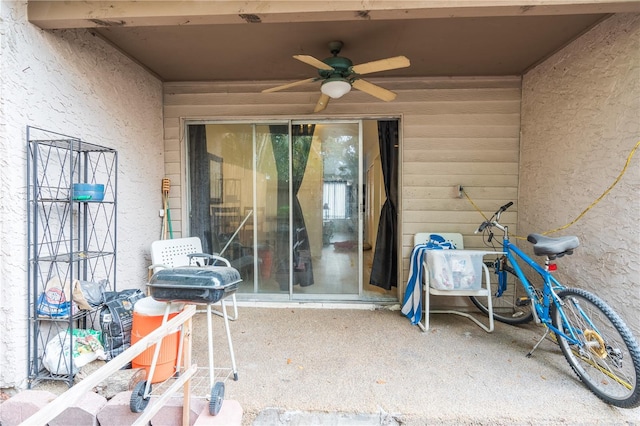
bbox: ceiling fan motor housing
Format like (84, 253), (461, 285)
(319, 56), (354, 80)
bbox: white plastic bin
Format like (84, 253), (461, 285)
(426, 249), (484, 290)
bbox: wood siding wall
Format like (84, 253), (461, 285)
(163, 76), (522, 298)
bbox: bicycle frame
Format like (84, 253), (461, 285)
(498, 234), (592, 347)
(477, 202), (640, 408)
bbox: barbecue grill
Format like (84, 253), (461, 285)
(130, 264), (241, 416)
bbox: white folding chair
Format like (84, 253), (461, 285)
(148, 237), (239, 320)
(414, 232), (496, 333)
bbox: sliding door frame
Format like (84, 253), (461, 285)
(183, 116), (400, 302)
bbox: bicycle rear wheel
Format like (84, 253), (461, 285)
(552, 288), (640, 408)
(470, 261), (533, 325)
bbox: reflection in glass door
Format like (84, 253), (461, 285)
(187, 121), (363, 300)
(187, 123), (256, 287)
(291, 122), (360, 296)
(255, 123), (289, 294)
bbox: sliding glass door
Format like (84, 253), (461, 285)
(187, 120), (369, 300)
(290, 122), (360, 296)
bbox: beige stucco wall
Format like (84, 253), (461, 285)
(520, 13), (640, 335)
(0, 1), (163, 388)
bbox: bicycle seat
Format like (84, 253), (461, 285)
(527, 233), (580, 258)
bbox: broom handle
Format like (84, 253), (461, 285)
(162, 178), (171, 239)
(219, 209), (253, 256)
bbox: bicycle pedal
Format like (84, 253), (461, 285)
(516, 297), (531, 307)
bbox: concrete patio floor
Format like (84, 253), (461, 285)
(192, 305), (640, 425)
(24, 304), (640, 425)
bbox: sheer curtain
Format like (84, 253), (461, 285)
(270, 124), (316, 289)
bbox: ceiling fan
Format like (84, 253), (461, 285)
(262, 41), (410, 112)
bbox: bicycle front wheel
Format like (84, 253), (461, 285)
(552, 288), (640, 408)
(470, 261), (533, 325)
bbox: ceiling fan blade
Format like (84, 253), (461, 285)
(351, 56), (410, 75)
(262, 78), (316, 93)
(294, 55), (334, 71)
(352, 79), (397, 102)
(314, 93), (330, 112)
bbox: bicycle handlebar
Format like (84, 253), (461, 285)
(496, 201), (513, 215)
(475, 221), (490, 234)
(475, 201), (514, 234)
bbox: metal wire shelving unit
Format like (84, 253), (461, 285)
(27, 126), (118, 387)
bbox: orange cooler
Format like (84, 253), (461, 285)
(131, 296), (183, 383)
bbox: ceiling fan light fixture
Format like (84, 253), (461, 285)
(321, 78), (351, 99)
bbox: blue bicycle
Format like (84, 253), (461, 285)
(471, 202), (640, 408)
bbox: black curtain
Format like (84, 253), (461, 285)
(370, 121), (399, 289)
(187, 124), (214, 253)
(270, 124), (315, 290)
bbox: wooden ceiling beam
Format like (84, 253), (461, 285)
(28, 0), (640, 29)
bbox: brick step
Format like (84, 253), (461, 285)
(0, 389), (242, 426)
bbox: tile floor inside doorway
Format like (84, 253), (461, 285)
(237, 233), (395, 300)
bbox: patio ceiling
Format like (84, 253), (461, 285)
(27, 1), (640, 82)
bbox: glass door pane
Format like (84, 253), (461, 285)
(293, 122), (360, 296)
(255, 124), (289, 294)
(188, 121), (364, 299)
(212, 125), (254, 281)
(187, 123), (257, 289)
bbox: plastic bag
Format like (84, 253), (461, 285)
(37, 277), (76, 317)
(73, 329), (106, 367)
(42, 329), (106, 375)
(83, 279), (108, 305)
(43, 331), (76, 375)
(73, 279), (108, 309)
(100, 289), (145, 360)
(37, 293), (72, 317)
